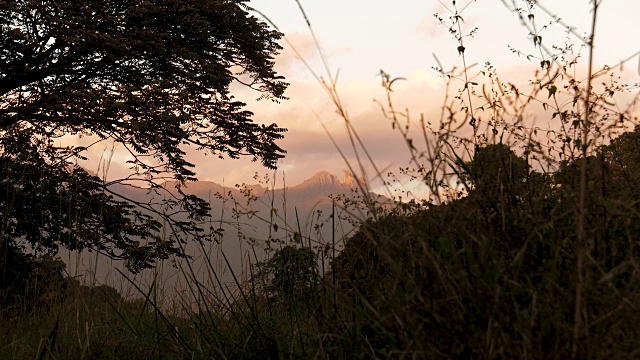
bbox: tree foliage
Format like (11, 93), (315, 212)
(254, 245), (319, 301)
(0, 0), (288, 272)
(329, 134), (640, 357)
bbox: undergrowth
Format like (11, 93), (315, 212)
(2, 0), (640, 359)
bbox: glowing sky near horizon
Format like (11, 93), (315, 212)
(81, 0), (640, 196)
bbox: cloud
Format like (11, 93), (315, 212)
(273, 33), (320, 73)
(59, 56), (640, 196)
(196, 69), (453, 187)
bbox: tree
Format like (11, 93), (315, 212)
(254, 246), (319, 300)
(553, 126), (640, 269)
(462, 144), (530, 200)
(0, 0), (288, 273)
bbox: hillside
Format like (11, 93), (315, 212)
(62, 171), (388, 297)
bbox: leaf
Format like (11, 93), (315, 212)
(542, 102), (548, 111)
(533, 35), (542, 47)
(388, 77), (406, 91)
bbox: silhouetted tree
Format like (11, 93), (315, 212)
(0, 0), (288, 274)
(254, 246), (319, 300)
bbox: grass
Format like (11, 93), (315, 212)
(1, 280), (182, 359)
(2, 0), (640, 358)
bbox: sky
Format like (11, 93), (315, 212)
(81, 0), (640, 196)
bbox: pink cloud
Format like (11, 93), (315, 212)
(60, 56), (639, 196)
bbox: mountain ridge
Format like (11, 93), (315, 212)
(173, 170), (369, 195)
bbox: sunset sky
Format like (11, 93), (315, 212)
(84, 0), (640, 194)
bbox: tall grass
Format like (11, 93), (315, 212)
(3, 0), (640, 358)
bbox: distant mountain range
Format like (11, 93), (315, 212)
(163, 170), (373, 222)
(63, 171), (389, 298)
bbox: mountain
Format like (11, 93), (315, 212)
(161, 170), (381, 227)
(296, 170), (366, 189)
(63, 171), (389, 299)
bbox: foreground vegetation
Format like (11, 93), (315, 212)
(2, 0), (640, 358)
(4, 131), (640, 358)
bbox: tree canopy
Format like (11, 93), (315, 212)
(0, 0), (288, 272)
(329, 131), (640, 357)
(254, 245), (319, 301)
